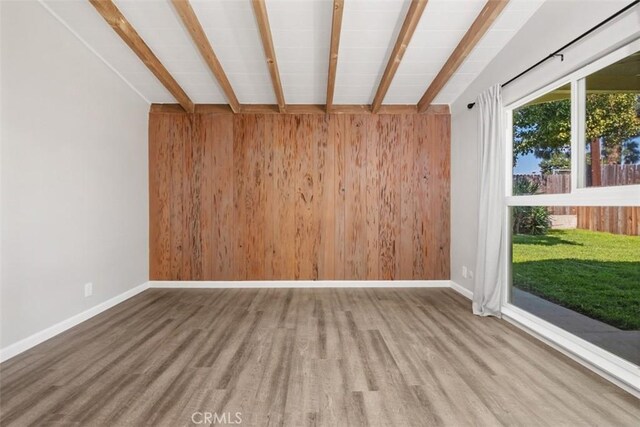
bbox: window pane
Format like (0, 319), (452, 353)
(584, 51), (640, 187)
(512, 83), (571, 195)
(510, 205), (640, 365)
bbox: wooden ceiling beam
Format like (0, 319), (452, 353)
(150, 104), (233, 114)
(326, 0), (344, 112)
(371, 0), (429, 113)
(240, 104), (280, 114)
(417, 0), (509, 112)
(251, 0), (286, 113)
(171, 0), (240, 113)
(150, 104), (449, 115)
(89, 0), (194, 113)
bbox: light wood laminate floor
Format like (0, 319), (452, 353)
(1, 288), (638, 426)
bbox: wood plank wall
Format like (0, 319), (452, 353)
(149, 111), (450, 281)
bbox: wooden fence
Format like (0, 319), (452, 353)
(575, 206), (639, 236)
(587, 164), (640, 187)
(542, 174), (572, 215)
(514, 165), (639, 235)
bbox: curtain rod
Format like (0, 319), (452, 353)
(466, 0), (639, 110)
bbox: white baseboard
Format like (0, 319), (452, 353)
(0, 281), (149, 363)
(149, 280), (452, 289)
(449, 280), (474, 300)
(502, 304), (640, 398)
(447, 281), (638, 395)
(0, 280), (452, 363)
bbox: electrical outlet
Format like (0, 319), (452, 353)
(468, 270), (474, 279)
(84, 282), (93, 297)
(462, 266), (468, 279)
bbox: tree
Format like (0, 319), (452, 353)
(539, 151), (570, 175)
(513, 97), (571, 169)
(586, 93), (640, 164)
(622, 140), (640, 164)
(513, 93), (640, 174)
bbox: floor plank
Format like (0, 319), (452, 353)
(1, 288), (638, 426)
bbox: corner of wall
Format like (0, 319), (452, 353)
(36, 0), (150, 106)
(1, 0), (150, 350)
(449, 280), (473, 300)
(0, 281), (150, 362)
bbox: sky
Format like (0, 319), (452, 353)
(513, 152), (540, 175)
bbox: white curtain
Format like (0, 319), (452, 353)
(473, 85), (505, 317)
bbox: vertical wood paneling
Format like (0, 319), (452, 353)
(344, 115), (368, 280)
(252, 116), (267, 280)
(240, 115), (266, 280)
(276, 116), (297, 279)
(366, 118), (380, 280)
(315, 115), (334, 280)
(377, 115), (401, 279)
(424, 115), (437, 278)
(149, 116), (171, 279)
(332, 115), (346, 280)
(149, 111), (451, 281)
(295, 116), (317, 280)
(399, 115), (415, 279)
(184, 115), (200, 280)
(432, 114), (451, 278)
(413, 115), (428, 279)
(263, 115), (277, 280)
(199, 114), (213, 280)
(207, 114), (234, 279)
(441, 115), (452, 277)
(233, 115), (248, 280)
(181, 117), (193, 280)
(170, 115), (189, 280)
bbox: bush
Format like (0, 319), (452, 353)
(512, 176), (551, 235)
(513, 206), (551, 235)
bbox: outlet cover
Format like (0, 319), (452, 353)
(462, 266), (468, 278)
(84, 282), (93, 297)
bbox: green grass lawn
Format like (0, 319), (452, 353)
(512, 229), (640, 330)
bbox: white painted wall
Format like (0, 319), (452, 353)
(450, 0), (640, 292)
(0, 1), (149, 349)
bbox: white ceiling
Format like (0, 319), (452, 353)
(41, 0), (545, 106)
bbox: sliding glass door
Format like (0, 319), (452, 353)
(504, 40), (640, 382)
(510, 205), (638, 364)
